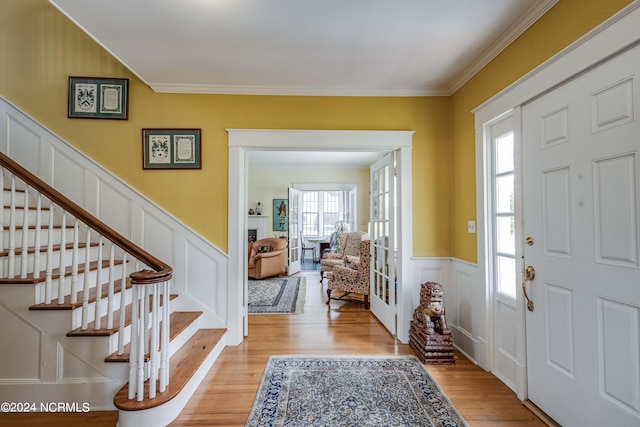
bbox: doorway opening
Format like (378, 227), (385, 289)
(227, 129), (414, 345)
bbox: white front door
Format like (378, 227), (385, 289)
(370, 152), (397, 335)
(522, 44), (640, 426)
(288, 188), (302, 275)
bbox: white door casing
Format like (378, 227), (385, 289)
(227, 129), (414, 345)
(522, 43), (640, 426)
(288, 188), (302, 275)
(370, 152), (397, 336)
(474, 0), (640, 383)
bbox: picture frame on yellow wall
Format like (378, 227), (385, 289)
(143, 128), (202, 170)
(273, 199), (288, 231)
(68, 76), (129, 119)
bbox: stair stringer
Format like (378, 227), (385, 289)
(0, 97), (230, 330)
(117, 333), (226, 427)
(0, 296), (126, 410)
(0, 98), (232, 421)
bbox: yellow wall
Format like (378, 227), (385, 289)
(1, 0), (631, 261)
(450, 0), (633, 262)
(0, 0), (451, 256)
(248, 167), (371, 237)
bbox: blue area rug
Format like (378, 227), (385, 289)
(248, 276), (306, 314)
(246, 355), (468, 426)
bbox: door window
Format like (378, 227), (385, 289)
(492, 131), (516, 298)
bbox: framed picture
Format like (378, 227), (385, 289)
(143, 128), (202, 169)
(273, 199), (288, 231)
(68, 77), (129, 119)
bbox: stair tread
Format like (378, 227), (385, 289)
(0, 242), (99, 258)
(3, 204), (51, 210)
(104, 311), (203, 362)
(2, 224), (74, 230)
(0, 259), (124, 285)
(113, 328), (225, 411)
(29, 278), (131, 310)
(66, 294), (178, 336)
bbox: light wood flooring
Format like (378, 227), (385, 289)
(171, 270), (546, 427)
(1, 270), (546, 426)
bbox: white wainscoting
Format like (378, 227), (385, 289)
(0, 98), (228, 405)
(412, 257), (489, 371)
(0, 97), (228, 327)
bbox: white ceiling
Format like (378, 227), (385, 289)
(50, 0), (556, 97)
(50, 0), (556, 167)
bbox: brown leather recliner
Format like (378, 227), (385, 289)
(248, 237), (288, 279)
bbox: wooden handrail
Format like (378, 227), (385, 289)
(0, 152), (172, 285)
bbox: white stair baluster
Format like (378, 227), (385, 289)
(160, 279), (170, 392)
(149, 283), (159, 399)
(33, 193), (42, 279)
(0, 169), (4, 255)
(57, 211), (66, 304)
(19, 185), (29, 278)
(94, 236), (103, 330)
(8, 175), (16, 278)
(106, 242), (115, 329)
(118, 252), (127, 355)
(128, 283), (139, 400)
(69, 218), (79, 304)
(136, 285), (146, 401)
(81, 227), (91, 330)
(44, 203), (54, 304)
(144, 266), (150, 356)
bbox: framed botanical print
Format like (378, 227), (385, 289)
(68, 77), (129, 119)
(143, 128), (202, 169)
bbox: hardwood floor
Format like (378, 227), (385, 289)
(171, 270), (545, 427)
(1, 270), (544, 426)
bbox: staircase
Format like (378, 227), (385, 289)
(0, 152), (226, 426)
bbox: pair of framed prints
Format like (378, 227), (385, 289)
(68, 76), (201, 170)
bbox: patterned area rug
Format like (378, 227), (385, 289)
(248, 276), (306, 314)
(246, 355), (468, 427)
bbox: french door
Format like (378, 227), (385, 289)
(522, 43), (640, 426)
(370, 152), (397, 335)
(288, 188), (302, 275)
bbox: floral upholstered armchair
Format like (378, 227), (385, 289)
(326, 238), (370, 309)
(319, 231), (367, 282)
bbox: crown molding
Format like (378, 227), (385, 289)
(149, 83), (449, 97)
(447, 0), (560, 95)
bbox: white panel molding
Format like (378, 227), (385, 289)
(494, 301), (518, 392)
(411, 257), (489, 370)
(596, 297), (640, 415)
(545, 283), (575, 377)
(0, 301), (44, 382)
(542, 166), (572, 258)
(0, 97), (228, 409)
(593, 153), (639, 268)
(591, 76), (635, 133)
(0, 97), (227, 327)
(541, 105), (569, 148)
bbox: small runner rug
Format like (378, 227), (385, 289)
(248, 276), (306, 314)
(245, 355), (468, 427)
